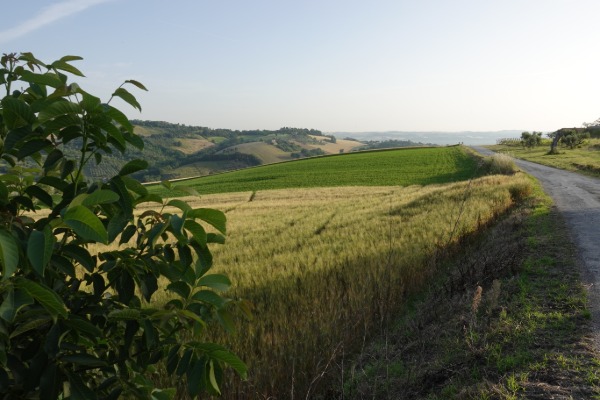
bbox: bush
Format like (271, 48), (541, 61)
(487, 153), (518, 175)
(0, 53), (245, 398)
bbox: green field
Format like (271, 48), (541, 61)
(149, 146), (480, 195)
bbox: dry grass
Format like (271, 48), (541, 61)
(143, 174), (534, 398)
(174, 138), (215, 154)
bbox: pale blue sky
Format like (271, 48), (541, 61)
(2, 0), (599, 133)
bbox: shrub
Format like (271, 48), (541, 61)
(0, 52), (245, 399)
(487, 153), (518, 175)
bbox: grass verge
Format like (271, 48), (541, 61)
(487, 139), (600, 178)
(341, 177), (600, 399)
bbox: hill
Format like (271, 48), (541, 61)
(75, 121), (369, 182)
(336, 130), (524, 145)
(57, 121), (441, 183)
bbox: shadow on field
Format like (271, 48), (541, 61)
(213, 206), (532, 399)
(342, 206), (600, 399)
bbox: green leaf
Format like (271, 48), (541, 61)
(191, 290), (224, 308)
(50, 59), (84, 77)
(134, 194), (163, 206)
(176, 349), (193, 377)
(9, 315), (52, 339)
(188, 208), (226, 235)
(207, 233), (225, 244)
(151, 388), (176, 400)
(166, 281), (190, 299)
(0, 230), (18, 280)
(63, 353), (107, 367)
(37, 100), (82, 124)
(64, 316), (102, 339)
(0, 181), (8, 205)
(20, 70), (63, 88)
(142, 318), (158, 348)
(122, 175), (148, 196)
(79, 90), (101, 112)
(211, 350), (248, 379)
(125, 79), (148, 91)
(197, 274), (231, 292)
(63, 205), (108, 244)
(27, 227), (55, 277)
(110, 176), (133, 218)
(1, 97), (35, 128)
(112, 87), (142, 111)
(0, 289), (33, 322)
(187, 358), (207, 397)
(166, 345), (181, 376)
(25, 185), (53, 208)
(119, 224), (137, 245)
(62, 244), (95, 272)
(118, 159), (148, 176)
(66, 371), (98, 400)
(169, 215), (185, 239)
(15, 278), (68, 319)
(167, 199), (191, 213)
(104, 104), (133, 132)
(108, 210), (131, 243)
(207, 360), (222, 395)
(58, 55), (84, 63)
(81, 189), (120, 207)
(39, 364), (60, 400)
(17, 138), (53, 159)
(184, 220), (207, 246)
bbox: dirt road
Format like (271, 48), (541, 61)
(472, 146), (600, 346)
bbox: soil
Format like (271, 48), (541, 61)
(472, 146), (600, 350)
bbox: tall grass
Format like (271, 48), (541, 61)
(152, 174), (533, 398)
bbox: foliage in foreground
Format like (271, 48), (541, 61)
(0, 53), (245, 398)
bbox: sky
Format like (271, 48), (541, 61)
(1, 0), (600, 134)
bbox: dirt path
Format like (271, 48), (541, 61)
(472, 146), (600, 347)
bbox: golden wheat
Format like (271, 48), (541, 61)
(143, 174), (532, 397)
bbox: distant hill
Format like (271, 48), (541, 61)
(51, 121), (452, 183)
(0, 120), (521, 183)
(75, 121), (367, 182)
(334, 130), (525, 146)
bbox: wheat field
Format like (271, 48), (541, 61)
(148, 173), (532, 398)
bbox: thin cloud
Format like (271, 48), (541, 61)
(0, 0), (117, 43)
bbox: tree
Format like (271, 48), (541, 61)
(561, 129), (590, 149)
(0, 52), (246, 398)
(549, 128), (591, 153)
(520, 131), (542, 149)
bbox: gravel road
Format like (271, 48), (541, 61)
(472, 146), (600, 347)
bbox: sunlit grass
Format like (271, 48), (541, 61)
(487, 138), (600, 176)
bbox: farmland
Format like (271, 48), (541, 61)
(149, 146), (479, 195)
(140, 146), (543, 397)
